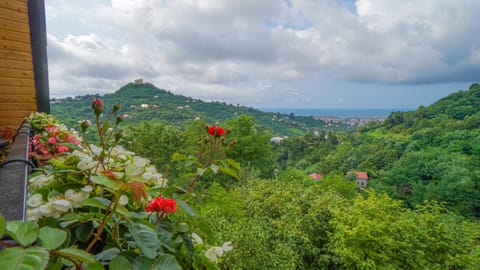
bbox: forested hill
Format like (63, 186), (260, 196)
(51, 82), (349, 135)
(383, 83), (480, 132)
(281, 83), (480, 218)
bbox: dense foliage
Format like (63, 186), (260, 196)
(2, 84), (480, 269)
(51, 82), (350, 136)
(277, 83), (480, 218)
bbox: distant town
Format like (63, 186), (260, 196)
(314, 115), (385, 127)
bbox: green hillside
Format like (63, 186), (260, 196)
(277, 83), (480, 218)
(51, 83), (349, 135)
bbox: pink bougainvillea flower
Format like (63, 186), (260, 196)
(208, 126), (225, 137)
(56, 145), (70, 153)
(146, 196), (177, 213)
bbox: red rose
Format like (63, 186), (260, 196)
(146, 197), (177, 213)
(92, 98), (104, 115)
(208, 126), (225, 136)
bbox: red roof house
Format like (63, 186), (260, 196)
(347, 171), (368, 189)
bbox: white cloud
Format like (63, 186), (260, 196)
(45, 0), (480, 106)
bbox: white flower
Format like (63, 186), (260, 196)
(89, 144), (102, 155)
(133, 156), (150, 167)
(80, 185), (93, 193)
(205, 248), (219, 263)
(51, 199), (72, 212)
(29, 174), (54, 188)
(192, 233), (203, 245)
(110, 146), (135, 160)
(156, 177), (168, 188)
(222, 242), (233, 252)
(119, 195), (128, 206)
(205, 247), (224, 263)
(27, 193), (43, 208)
(26, 208), (41, 222)
(142, 166), (168, 187)
(77, 157), (96, 171)
(38, 203), (55, 216)
(72, 150), (90, 159)
(125, 164), (144, 176)
(65, 189), (90, 208)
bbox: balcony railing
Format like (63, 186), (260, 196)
(0, 122), (35, 221)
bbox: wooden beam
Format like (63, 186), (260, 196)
(0, 111), (32, 118)
(1, 86), (35, 95)
(0, 77), (35, 87)
(0, 17), (29, 33)
(0, 67), (33, 79)
(0, 103), (36, 111)
(0, 7), (29, 24)
(0, 58), (33, 70)
(0, 28), (31, 43)
(0, 39), (32, 53)
(0, 1), (28, 14)
(0, 48), (32, 61)
(0, 94), (36, 103)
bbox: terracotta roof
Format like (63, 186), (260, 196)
(354, 171), (368, 180)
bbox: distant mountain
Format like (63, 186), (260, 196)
(51, 82), (350, 135)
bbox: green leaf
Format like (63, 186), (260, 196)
(56, 248), (96, 264)
(155, 254), (182, 270)
(80, 197), (111, 210)
(101, 122), (110, 137)
(132, 255), (181, 270)
(0, 215), (5, 236)
(82, 261), (105, 270)
(38, 227), (67, 250)
(197, 168), (206, 176)
(95, 247), (120, 262)
(132, 256), (153, 270)
(210, 164), (219, 174)
(110, 255), (132, 270)
(75, 222), (94, 242)
(171, 152), (187, 161)
(226, 158), (241, 170)
(177, 199), (195, 217)
(130, 223), (159, 259)
(6, 221), (39, 246)
(180, 232), (195, 257)
(115, 205), (131, 218)
(174, 223), (189, 233)
(0, 247), (49, 270)
(157, 232), (174, 253)
(90, 175), (117, 190)
(219, 166), (239, 180)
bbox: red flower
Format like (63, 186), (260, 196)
(146, 197), (177, 213)
(92, 98), (104, 115)
(208, 126), (225, 136)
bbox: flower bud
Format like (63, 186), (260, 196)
(115, 130), (124, 142)
(80, 119), (91, 132)
(113, 103), (121, 112)
(116, 114), (125, 125)
(92, 98), (104, 116)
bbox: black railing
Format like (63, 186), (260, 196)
(0, 122), (34, 221)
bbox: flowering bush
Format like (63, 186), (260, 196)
(0, 100), (235, 270)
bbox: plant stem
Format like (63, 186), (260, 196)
(85, 194), (121, 253)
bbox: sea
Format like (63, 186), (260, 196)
(259, 108), (411, 118)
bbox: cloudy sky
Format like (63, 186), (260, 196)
(45, 0), (479, 109)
